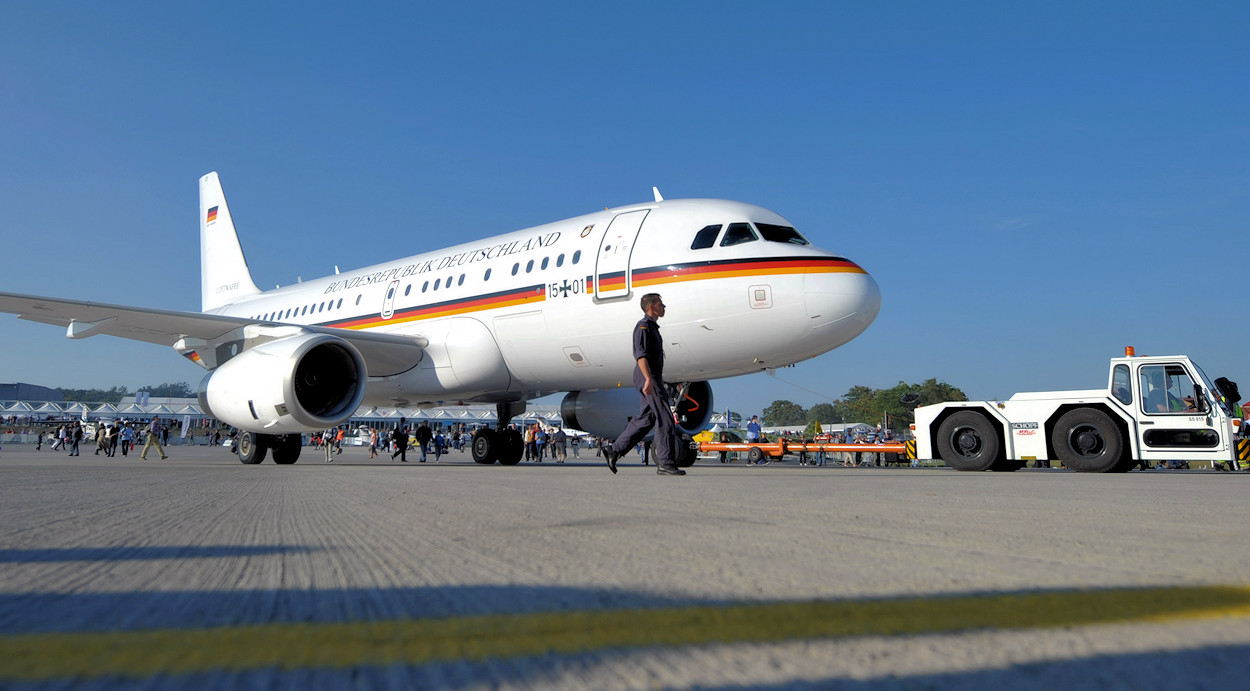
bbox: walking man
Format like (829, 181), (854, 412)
(602, 293), (685, 476)
(119, 422), (133, 456)
(323, 427), (336, 463)
(391, 420), (409, 462)
(414, 422), (432, 462)
(140, 416), (168, 460)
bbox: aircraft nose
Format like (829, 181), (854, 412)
(803, 266), (881, 346)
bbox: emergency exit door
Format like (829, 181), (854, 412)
(594, 210), (649, 300)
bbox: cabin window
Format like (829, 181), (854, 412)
(458, 274), (465, 286)
(572, 250), (581, 264)
(541, 257), (549, 270)
(355, 295), (361, 306)
(526, 260), (534, 273)
(1139, 364), (1199, 414)
(434, 278), (441, 290)
(556, 254), (565, 267)
(720, 222), (758, 247)
(691, 224), (722, 250)
(446, 274), (453, 288)
(756, 223), (810, 245)
(337, 298), (343, 309)
(404, 285), (411, 296)
(484, 268), (492, 281)
(512, 263), (519, 275)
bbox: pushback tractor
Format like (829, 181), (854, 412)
(913, 348), (1246, 472)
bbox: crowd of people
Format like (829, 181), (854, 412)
(15, 416), (172, 459)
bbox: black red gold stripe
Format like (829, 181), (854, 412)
(600, 256), (866, 293)
(313, 255), (863, 329)
(324, 284), (547, 330)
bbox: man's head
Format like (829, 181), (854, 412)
(641, 293), (665, 318)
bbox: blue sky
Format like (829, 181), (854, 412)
(1, 2), (1247, 415)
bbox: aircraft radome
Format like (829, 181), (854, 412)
(0, 173), (881, 465)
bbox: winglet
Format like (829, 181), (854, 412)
(200, 172), (262, 312)
(652, 186), (664, 203)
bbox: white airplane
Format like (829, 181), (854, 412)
(0, 172), (881, 465)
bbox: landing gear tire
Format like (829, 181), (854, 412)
(271, 434), (302, 464)
(936, 410), (1000, 471)
(1052, 408), (1122, 473)
(499, 428), (524, 465)
(237, 431), (268, 465)
(471, 429), (497, 464)
(675, 435), (696, 468)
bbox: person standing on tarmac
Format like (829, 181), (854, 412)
(602, 293), (685, 476)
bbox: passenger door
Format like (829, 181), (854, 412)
(594, 210), (649, 300)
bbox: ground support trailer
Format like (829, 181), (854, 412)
(912, 351), (1246, 473)
(695, 438), (911, 465)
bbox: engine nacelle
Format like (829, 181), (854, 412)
(560, 381), (714, 439)
(198, 333), (367, 433)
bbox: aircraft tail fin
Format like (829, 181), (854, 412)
(200, 172), (262, 312)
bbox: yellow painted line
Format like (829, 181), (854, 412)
(3, 586), (1250, 681)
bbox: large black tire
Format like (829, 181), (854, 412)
(1051, 408), (1123, 473)
(747, 446), (766, 464)
(935, 410), (1001, 471)
(271, 434), (302, 464)
(675, 436), (696, 467)
(471, 429), (497, 464)
(237, 431), (267, 465)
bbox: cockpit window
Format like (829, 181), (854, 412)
(720, 222), (758, 247)
(756, 223), (810, 245)
(690, 224), (721, 250)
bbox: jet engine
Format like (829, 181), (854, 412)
(198, 333), (367, 433)
(560, 381), (714, 439)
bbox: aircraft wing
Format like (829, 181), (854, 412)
(0, 290), (426, 376)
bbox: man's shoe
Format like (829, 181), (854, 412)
(603, 444), (619, 474)
(657, 465), (686, 476)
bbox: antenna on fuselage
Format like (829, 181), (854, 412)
(652, 187), (664, 202)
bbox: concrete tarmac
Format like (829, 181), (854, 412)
(1, 443), (1248, 689)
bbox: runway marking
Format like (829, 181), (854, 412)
(3, 585), (1250, 682)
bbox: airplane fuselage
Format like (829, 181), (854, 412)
(209, 198), (881, 407)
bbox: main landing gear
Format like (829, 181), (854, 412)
(236, 431), (303, 465)
(471, 400), (527, 465)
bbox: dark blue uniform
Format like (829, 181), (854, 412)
(611, 314), (678, 464)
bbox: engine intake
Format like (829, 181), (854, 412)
(198, 333), (366, 433)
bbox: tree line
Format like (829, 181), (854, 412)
(56, 382), (196, 403)
(760, 379), (967, 431)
